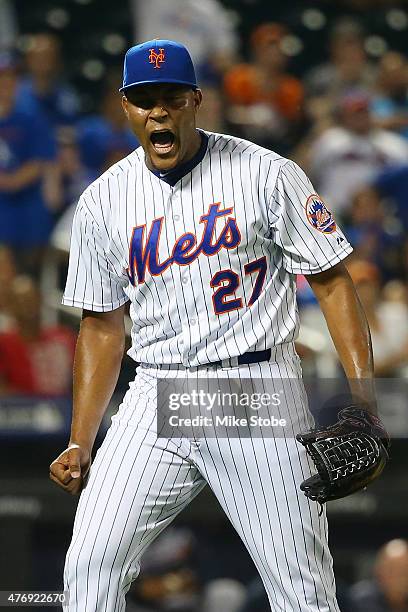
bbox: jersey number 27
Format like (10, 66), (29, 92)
(210, 256), (267, 315)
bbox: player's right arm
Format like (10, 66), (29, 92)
(50, 187), (129, 494)
(49, 305), (126, 495)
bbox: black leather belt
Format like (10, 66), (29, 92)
(211, 349), (272, 368)
(141, 349), (272, 370)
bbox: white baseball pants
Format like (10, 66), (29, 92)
(63, 348), (340, 612)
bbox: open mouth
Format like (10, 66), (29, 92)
(150, 129), (176, 155)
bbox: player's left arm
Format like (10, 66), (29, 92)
(306, 260), (376, 414)
(298, 261), (390, 504)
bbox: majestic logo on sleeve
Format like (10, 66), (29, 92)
(305, 195), (337, 234)
(127, 202), (241, 286)
(148, 47), (165, 69)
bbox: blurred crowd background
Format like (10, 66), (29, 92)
(1, 0), (408, 610)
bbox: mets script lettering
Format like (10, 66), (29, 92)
(127, 203), (241, 286)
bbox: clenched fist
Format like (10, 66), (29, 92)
(49, 444), (91, 495)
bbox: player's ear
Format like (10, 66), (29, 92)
(121, 95), (130, 119)
(193, 88), (203, 112)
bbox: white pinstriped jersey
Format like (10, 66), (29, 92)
(62, 131), (352, 366)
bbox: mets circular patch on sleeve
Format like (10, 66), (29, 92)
(305, 195), (337, 234)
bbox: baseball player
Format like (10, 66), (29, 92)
(50, 40), (388, 611)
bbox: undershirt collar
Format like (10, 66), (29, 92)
(148, 129), (208, 186)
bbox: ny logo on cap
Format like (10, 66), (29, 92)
(148, 48), (165, 69)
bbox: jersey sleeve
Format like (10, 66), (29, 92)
(62, 195), (129, 312)
(268, 160), (353, 275)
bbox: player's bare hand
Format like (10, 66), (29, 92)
(49, 444), (91, 495)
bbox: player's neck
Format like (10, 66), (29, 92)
(181, 128), (202, 168)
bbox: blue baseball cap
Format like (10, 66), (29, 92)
(119, 39), (197, 92)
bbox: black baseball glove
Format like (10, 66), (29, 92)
(296, 405), (390, 504)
